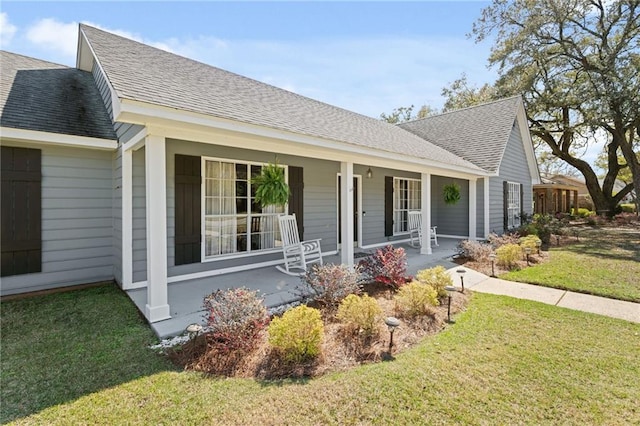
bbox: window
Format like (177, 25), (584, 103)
(203, 158), (285, 258)
(393, 178), (421, 234)
(507, 182), (521, 229)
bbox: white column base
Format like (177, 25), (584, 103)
(145, 303), (171, 323)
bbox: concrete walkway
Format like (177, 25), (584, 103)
(446, 266), (640, 324)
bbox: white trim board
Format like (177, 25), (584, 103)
(0, 127), (117, 150)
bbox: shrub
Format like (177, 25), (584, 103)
(574, 208), (595, 218)
(203, 287), (269, 351)
(620, 203), (636, 213)
(394, 281), (439, 318)
(519, 235), (541, 252)
(268, 305), (324, 363)
(487, 232), (520, 248)
(496, 244), (521, 270)
(336, 294), (382, 338)
(458, 240), (493, 261)
(359, 245), (412, 291)
(301, 263), (363, 308)
(414, 266), (454, 297)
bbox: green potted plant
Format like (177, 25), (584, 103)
(443, 183), (461, 205)
(252, 161), (290, 207)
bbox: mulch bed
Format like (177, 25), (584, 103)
(167, 282), (469, 380)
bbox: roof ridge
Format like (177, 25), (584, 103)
(79, 24), (397, 127)
(401, 94), (522, 125)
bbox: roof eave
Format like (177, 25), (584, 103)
(0, 126), (118, 150)
(117, 99), (491, 178)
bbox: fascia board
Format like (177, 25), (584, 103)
(118, 99), (492, 179)
(0, 127), (117, 150)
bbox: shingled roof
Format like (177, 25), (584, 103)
(79, 24), (483, 172)
(399, 96), (522, 173)
(0, 51), (116, 140)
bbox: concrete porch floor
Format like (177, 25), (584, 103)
(127, 238), (462, 338)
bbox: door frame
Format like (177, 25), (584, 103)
(336, 173), (362, 249)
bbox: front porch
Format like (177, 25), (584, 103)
(127, 238), (462, 338)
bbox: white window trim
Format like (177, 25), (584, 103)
(507, 181), (521, 229)
(393, 177), (421, 236)
(200, 156), (288, 261)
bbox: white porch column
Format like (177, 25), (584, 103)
(122, 148), (133, 289)
(340, 162), (354, 267)
(144, 135), (170, 322)
(484, 178), (490, 238)
(469, 178), (477, 240)
(420, 173), (432, 255)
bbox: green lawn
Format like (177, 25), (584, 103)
(0, 284), (176, 424)
(501, 226), (640, 302)
(4, 290), (639, 425)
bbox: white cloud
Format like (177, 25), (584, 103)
(26, 18), (78, 58)
(23, 18), (174, 64)
(0, 12), (18, 49)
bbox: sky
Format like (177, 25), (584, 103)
(0, 1), (604, 166)
(0, 1), (497, 117)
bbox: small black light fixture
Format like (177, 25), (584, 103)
(444, 285), (456, 323)
(525, 247), (532, 266)
(186, 323), (203, 341)
(536, 239), (542, 255)
(456, 268), (466, 293)
(489, 253), (497, 277)
(366, 167), (373, 179)
(385, 316), (400, 352)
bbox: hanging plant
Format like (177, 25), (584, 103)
(252, 161), (290, 207)
(443, 183), (461, 205)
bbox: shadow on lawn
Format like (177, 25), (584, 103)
(558, 227), (640, 262)
(0, 284), (178, 423)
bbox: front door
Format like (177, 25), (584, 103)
(337, 175), (360, 245)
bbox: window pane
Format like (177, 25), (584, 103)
(235, 163), (247, 180)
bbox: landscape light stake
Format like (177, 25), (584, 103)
(385, 317), (400, 352)
(489, 253), (496, 277)
(525, 247), (532, 266)
(444, 286), (456, 323)
(456, 268), (466, 293)
(536, 240), (542, 256)
(186, 323), (203, 341)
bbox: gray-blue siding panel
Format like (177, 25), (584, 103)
(1, 144), (114, 296)
(492, 122), (534, 234)
(431, 176), (470, 237)
(476, 179), (485, 239)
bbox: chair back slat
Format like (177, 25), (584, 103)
(408, 211), (421, 232)
(278, 214), (301, 247)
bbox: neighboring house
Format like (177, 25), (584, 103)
(0, 24), (540, 325)
(533, 175), (580, 214)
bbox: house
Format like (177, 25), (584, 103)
(0, 24), (540, 326)
(533, 175), (581, 215)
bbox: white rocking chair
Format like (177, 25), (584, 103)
(408, 211), (438, 248)
(276, 214), (323, 275)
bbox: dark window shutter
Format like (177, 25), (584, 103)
(503, 180), (509, 231)
(175, 154), (201, 265)
(385, 176), (394, 237)
(287, 166), (304, 240)
(1, 146), (42, 276)
(520, 183), (524, 223)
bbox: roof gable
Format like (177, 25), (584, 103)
(398, 96), (522, 173)
(79, 24), (484, 173)
(0, 50), (116, 141)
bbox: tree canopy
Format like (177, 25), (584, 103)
(473, 0), (640, 215)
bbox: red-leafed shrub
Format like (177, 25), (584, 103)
(202, 287), (269, 352)
(359, 245), (412, 291)
(301, 263), (363, 308)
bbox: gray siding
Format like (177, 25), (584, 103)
(131, 139), (340, 283)
(359, 166), (421, 246)
(491, 121), (534, 234)
(92, 62), (113, 120)
(1, 143), (113, 295)
(431, 176), (469, 237)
